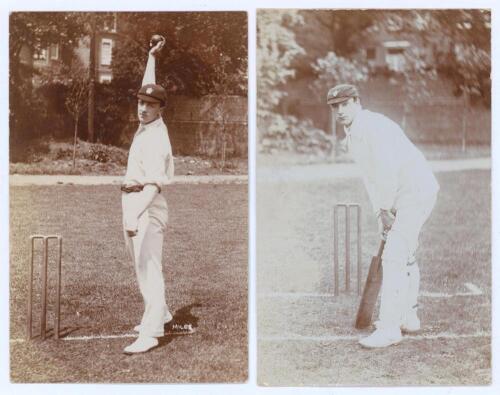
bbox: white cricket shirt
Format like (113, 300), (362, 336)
(344, 109), (439, 213)
(123, 116), (175, 189)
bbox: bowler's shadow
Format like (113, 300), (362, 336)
(157, 302), (201, 348)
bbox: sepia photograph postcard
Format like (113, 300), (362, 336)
(7, 10), (248, 383)
(256, 8), (492, 386)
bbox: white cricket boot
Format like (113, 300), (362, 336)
(359, 327), (402, 348)
(372, 318), (419, 333)
(123, 335), (159, 354)
(375, 314), (421, 333)
(134, 310), (173, 332)
(363, 255), (405, 348)
(401, 312), (420, 333)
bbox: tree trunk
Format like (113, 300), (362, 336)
(220, 132), (227, 171)
(72, 118), (78, 168)
(87, 16), (96, 143)
(461, 93), (468, 153)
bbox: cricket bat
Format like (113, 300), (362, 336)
(355, 239), (386, 329)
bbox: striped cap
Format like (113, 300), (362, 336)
(327, 84), (359, 105)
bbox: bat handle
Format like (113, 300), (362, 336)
(376, 239), (386, 259)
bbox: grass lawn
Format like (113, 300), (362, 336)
(10, 184), (248, 383)
(257, 169), (491, 386)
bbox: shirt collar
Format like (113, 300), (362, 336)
(137, 116), (162, 135)
(345, 108), (364, 138)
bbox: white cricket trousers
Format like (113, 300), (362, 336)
(122, 193), (169, 338)
(378, 193), (437, 330)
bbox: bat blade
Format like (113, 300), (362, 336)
(355, 240), (385, 329)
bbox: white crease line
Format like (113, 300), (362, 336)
(421, 282), (484, 298)
(260, 283), (485, 299)
(64, 333), (138, 341)
(464, 282), (483, 295)
(259, 292), (484, 299)
(260, 331), (490, 342)
(259, 292), (333, 298)
(10, 329), (195, 344)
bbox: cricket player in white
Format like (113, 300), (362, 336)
(121, 37), (175, 354)
(327, 84), (439, 348)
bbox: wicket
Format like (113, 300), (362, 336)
(334, 204), (362, 296)
(27, 235), (62, 340)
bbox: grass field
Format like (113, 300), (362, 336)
(257, 169), (491, 386)
(10, 184), (247, 383)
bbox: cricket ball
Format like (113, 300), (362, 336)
(150, 34), (165, 48)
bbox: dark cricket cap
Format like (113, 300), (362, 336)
(326, 84), (359, 105)
(137, 84), (166, 106)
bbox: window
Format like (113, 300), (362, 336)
(99, 74), (112, 83)
(366, 47), (376, 60)
(100, 38), (113, 66)
(33, 48), (47, 61)
(103, 13), (117, 33)
(385, 51), (406, 72)
(383, 41), (410, 50)
(383, 41), (410, 72)
(33, 44), (59, 62)
(49, 44), (59, 60)
(387, 48), (405, 56)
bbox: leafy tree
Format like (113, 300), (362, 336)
(374, 10), (490, 150)
(257, 10), (304, 116)
(9, 12), (84, 66)
(266, 9), (490, 154)
(9, 12), (85, 149)
(111, 12), (247, 96)
(310, 52), (368, 101)
(257, 10), (309, 152)
(206, 52), (248, 168)
(374, 9), (490, 104)
(102, 12), (248, 152)
(10, 12), (248, 153)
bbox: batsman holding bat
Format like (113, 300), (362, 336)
(121, 35), (175, 354)
(327, 84), (439, 348)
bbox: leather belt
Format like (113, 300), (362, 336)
(121, 185), (144, 193)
